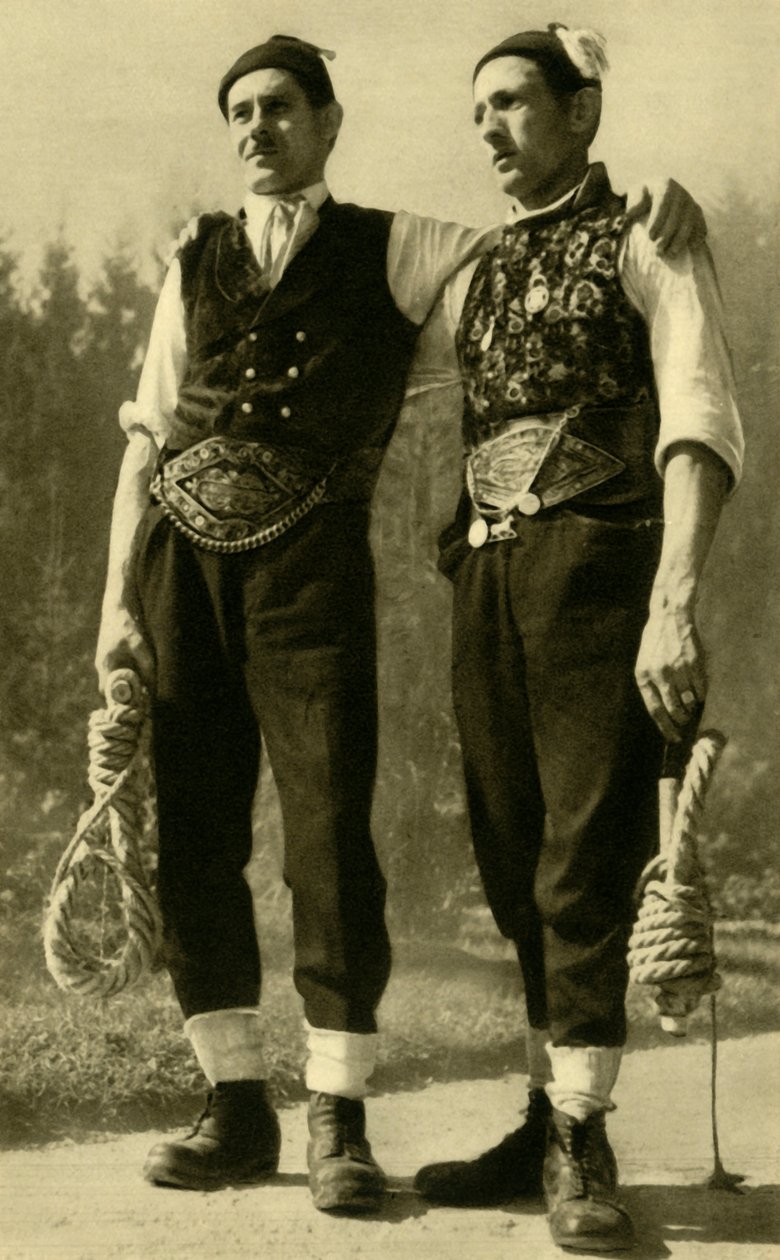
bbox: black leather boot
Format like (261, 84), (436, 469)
(543, 1107), (634, 1252)
(413, 1087), (550, 1206)
(307, 1092), (386, 1213)
(143, 1080), (281, 1190)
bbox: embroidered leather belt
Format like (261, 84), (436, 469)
(466, 404), (659, 547)
(151, 438), (336, 553)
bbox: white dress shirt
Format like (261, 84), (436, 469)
(412, 171), (744, 486)
(119, 186), (493, 447)
(120, 175), (742, 488)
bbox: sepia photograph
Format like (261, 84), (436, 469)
(0, 1), (777, 1256)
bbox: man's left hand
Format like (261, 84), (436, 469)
(625, 178), (707, 257)
(635, 604), (707, 743)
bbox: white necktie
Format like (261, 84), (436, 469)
(258, 196), (316, 288)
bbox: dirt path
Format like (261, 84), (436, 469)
(1, 1034), (778, 1260)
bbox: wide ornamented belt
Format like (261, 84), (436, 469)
(151, 438), (336, 553)
(466, 404), (659, 547)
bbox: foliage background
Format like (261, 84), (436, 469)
(0, 0), (777, 1142)
(0, 188), (777, 947)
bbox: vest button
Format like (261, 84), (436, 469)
(241, 402), (253, 415)
(287, 366), (300, 379)
(516, 492), (542, 515)
(248, 331), (258, 342)
(280, 406), (292, 419)
(295, 330), (307, 342)
(468, 518), (489, 549)
(245, 367), (256, 380)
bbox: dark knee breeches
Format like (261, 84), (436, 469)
(132, 502), (391, 1031)
(451, 510), (664, 1047)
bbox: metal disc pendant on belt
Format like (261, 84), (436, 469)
(468, 517), (490, 548)
(516, 492), (542, 515)
(524, 285), (549, 314)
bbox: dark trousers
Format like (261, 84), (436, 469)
(450, 510), (664, 1047)
(132, 502), (391, 1031)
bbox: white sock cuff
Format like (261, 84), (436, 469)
(304, 1021), (378, 1100)
(546, 1044), (623, 1122)
(184, 1008), (264, 1086)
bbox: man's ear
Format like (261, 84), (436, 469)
(321, 100), (344, 150)
(568, 87), (601, 142)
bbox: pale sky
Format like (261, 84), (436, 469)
(0, 0), (777, 286)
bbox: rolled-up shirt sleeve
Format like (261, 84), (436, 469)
(118, 259), (187, 448)
(620, 223), (744, 489)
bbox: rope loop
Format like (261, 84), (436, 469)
(628, 731), (726, 1030)
(43, 669), (162, 997)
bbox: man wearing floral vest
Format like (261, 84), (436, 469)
(94, 31), (705, 1217)
(414, 24), (743, 1252)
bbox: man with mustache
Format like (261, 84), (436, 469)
(413, 24), (743, 1252)
(95, 32), (705, 1215)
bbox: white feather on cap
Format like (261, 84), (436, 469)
(550, 23), (609, 82)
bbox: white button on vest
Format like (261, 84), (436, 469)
(295, 330), (306, 343)
(287, 366), (300, 379)
(516, 492), (542, 515)
(241, 402), (253, 414)
(245, 367), (256, 380)
(248, 331), (258, 342)
(468, 518), (489, 548)
(280, 406), (292, 418)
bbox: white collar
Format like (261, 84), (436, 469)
(243, 180), (329, 236)
(507, 178), (585, 225)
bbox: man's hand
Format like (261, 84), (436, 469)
(625, 178), (707, 258)
(162, 215), (205, 267)
(95, 607), (155, 698)
(635, 603), (706, 743)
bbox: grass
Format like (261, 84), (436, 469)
(1, 919), (777, 1149)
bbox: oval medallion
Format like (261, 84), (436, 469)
(468, 517), (490, 548)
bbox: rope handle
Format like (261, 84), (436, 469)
(628, 730), (726, 1035)
(43, 669), (161, 998)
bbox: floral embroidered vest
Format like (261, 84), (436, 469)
(457, 169), (659, 460)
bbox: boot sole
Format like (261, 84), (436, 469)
(143, 1158), (279, 1191)
(553, 1231), (634, 1253)
(312, 1190), (384, 1215)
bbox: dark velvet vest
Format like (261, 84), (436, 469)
(456, 167), (660, 498)
(166, 201), (419, 466)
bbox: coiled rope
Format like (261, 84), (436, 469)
(43, 669), (162, 997)
(629, 728), (744, 1192)
(628, 730), (726, 1034)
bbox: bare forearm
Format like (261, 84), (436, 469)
(650, 441), (729, 615)
(636, 441), (729, 740)
(101, 434), (157, 615)
(95, 433), (158, 692)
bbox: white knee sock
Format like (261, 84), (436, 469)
(546, 1045), (623, 1122)
(305, 1021), (378, 1099)
(526, 1025), (553, 1091)
(184, 1008), (264, 1086)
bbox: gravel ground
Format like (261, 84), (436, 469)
(1, 1033), (778, 1260)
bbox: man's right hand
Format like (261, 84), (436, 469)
(95, 608), (155, 698)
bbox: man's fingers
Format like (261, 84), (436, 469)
(646, 185), (678, 245)
(637, 678), (683, 743)
(624, 184), (651, 225)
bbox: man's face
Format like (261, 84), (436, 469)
(226, 67), (338, 195)
(473, 57), (581, 208)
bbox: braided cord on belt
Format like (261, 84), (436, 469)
(154, 473), (330, 553)
(43, 670), (161, 997)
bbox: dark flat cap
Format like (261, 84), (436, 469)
(474, 23), (607, 94)
(218, 34), (336, 117)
